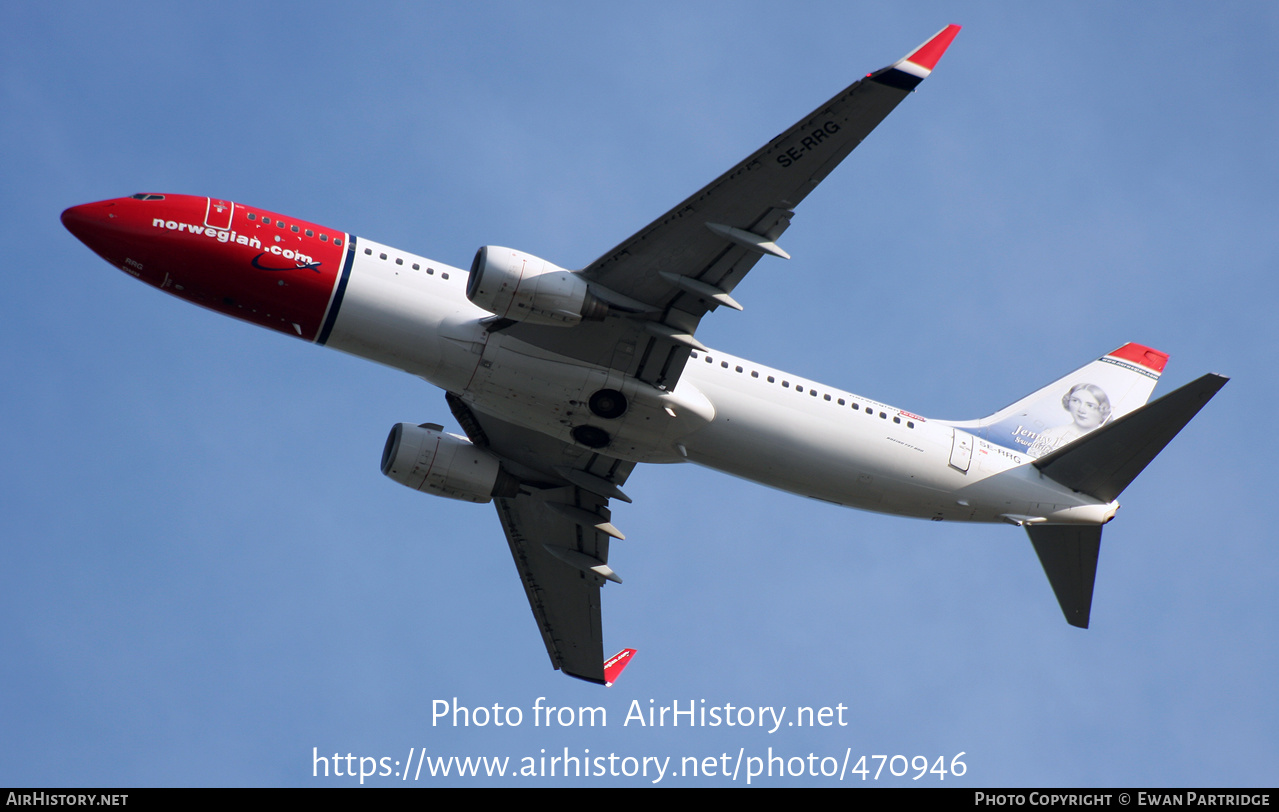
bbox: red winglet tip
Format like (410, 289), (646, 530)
(1109, 343), (1170, 373)
(603, 648), (636, 687)
(906, 24), (961, 71)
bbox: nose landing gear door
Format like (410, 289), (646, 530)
(205, 198), (235, 231)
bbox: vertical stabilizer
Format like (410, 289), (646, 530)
(959, 344), (1169, 459)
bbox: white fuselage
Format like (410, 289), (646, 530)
(323, 238), (1113, 527)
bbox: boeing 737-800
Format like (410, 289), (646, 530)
(62, 25), (1225, 684)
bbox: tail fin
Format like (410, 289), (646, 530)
(958, 343), (1170, 459)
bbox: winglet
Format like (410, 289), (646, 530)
(603, 648), (636, 687)
(901, 24), (961, 73)
(871, 25), (961, 91)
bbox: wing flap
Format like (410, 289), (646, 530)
(494, 493), (612, 683)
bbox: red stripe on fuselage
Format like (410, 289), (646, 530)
(62, 194), (345, 342)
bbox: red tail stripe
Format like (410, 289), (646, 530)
(1109, 343), (1169, 373)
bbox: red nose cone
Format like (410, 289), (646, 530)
(62, 200), (123, 263)
(62, 202), (99, 240)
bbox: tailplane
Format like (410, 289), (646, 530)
(1033, 373), (1228, 502)
(1027, 524), (1102, 628)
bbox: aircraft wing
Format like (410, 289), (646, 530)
(456, 26), (959, 678)
(498, 25), (960, 390)
(447, 394), (634, 683)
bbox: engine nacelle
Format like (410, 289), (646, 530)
(467, 245), (607, 326)
(381, 423), (520, 503)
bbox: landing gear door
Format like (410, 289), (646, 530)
(949, 428), (974, 473)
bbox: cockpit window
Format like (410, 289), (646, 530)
(130, 193), (166, 201)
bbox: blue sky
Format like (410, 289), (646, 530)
(3, 2), (1276, 787)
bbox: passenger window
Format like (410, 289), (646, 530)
(320, 234), (328, 242)
(334, 239), (342, 246)
(291, 225), (299, 233)
(396, 258), (403, 265)
(305, 229), (314, 237)
(247, 213), (256, 221)
(365, 248), (372, 255)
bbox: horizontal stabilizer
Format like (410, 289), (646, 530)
(1027, 524), (1102, 628)
(1034, 374), (1228, 502)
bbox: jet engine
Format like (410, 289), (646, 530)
(381, 423), (520, 503)
(467, 246), (607, 326)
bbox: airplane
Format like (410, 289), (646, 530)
(61, 24), (1226, 684)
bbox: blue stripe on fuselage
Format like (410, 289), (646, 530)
(316, 235), (356, 346)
